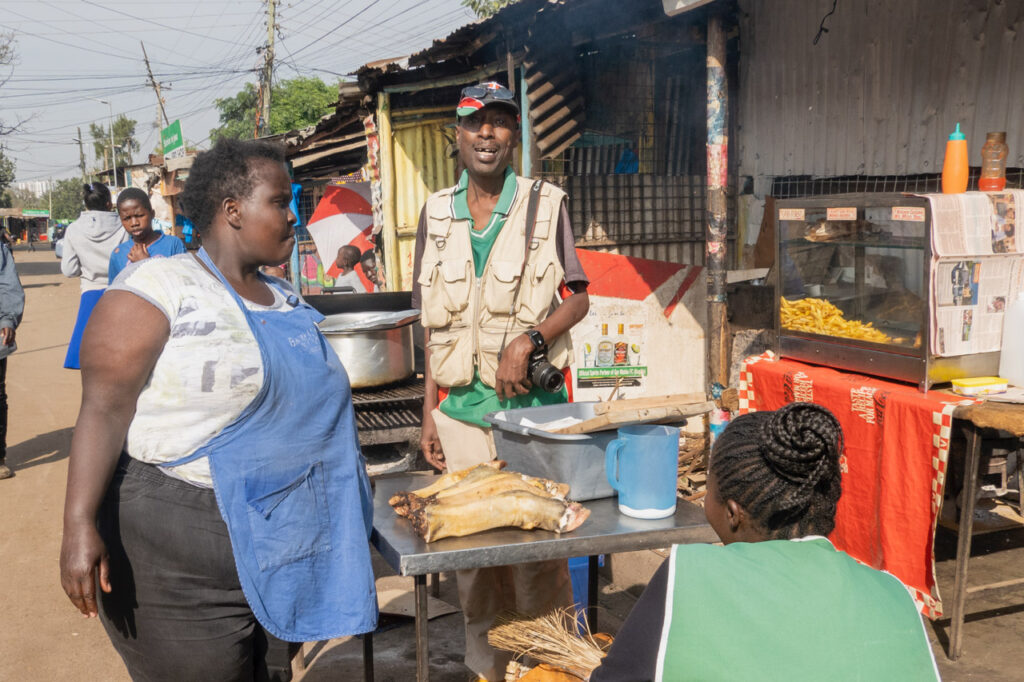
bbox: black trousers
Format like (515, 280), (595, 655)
(98, 456), (299, 682)
(0, 357), (8, 461)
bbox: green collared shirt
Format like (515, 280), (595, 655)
(440, 166), (567, 427)
(451, 166), (518, 277)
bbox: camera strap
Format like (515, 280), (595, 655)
(498, 179), (543, 361)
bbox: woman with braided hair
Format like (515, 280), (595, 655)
(590, 402), (940, 681)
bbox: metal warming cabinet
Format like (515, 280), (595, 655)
(774, 193), (999, 391)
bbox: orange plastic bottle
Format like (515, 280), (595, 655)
(942, 123), (969, 194)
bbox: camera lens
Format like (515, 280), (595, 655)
(531, 361), (565, 393)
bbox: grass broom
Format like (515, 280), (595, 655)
(487, 607), (608, 678)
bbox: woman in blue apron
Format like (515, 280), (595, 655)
(59, 139), (377, 681)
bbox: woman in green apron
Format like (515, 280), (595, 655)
(590, 403), (940, 682)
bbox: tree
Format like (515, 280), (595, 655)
(209, 76), (339, 143)
(90, 115), (139, 169)
(0, 31), (19, 137)
(0, 33), (18, 203)
(0, 150), (14, 207)
(461, 0), (516, 18)
(47, 178), (89, 221)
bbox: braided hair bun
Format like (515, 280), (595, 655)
(711, 402), (844, 539)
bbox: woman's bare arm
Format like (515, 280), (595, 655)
(59, 291), (169, 617)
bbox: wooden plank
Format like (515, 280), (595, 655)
(553, 401), (714, 435)
(592, 392), (707, 416)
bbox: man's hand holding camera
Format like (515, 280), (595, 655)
(495, 332), (535, 400)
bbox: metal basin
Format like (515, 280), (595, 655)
(319, 310), (420, 389)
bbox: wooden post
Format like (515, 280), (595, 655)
(377, 93), (400, 291)
(706, 15), (729, 389)
(519, 68), (535, 177)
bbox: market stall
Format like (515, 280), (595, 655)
(741, 189), (1024, 658)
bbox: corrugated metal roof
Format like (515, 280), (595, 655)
(737, 0), (1024, 180)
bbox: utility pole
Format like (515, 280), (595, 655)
(259, 0), (276, 137)
(74, 127), (87, 181)
(141, 41), (169, 129)
(48, 177), (53, 219)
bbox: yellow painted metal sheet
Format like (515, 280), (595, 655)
(396, 232), (419, 293)
(393, 119), (457, 235)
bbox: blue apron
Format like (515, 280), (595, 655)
(164, 248), (378, 642)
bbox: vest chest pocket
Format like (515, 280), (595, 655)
(245, 460), (331, 571)
(440, 259), (472, 312)
(417, 264), (450, 328)
(483, 261), (522, 316)
(519, 260), (558, 325)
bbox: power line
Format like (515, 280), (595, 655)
(287, 0), (380, 59)
(79, 0), (264, 48)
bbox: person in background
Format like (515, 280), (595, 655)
(0, 237), (24, 480)
(333, 244), (366, 293)
(360, 249), (383, 291)
(58, 139), (377, 680)
(60, 182), (127, 369)
(412, 81), (590, 681)
(589, 402), (940, 682)
(107, 188), (186, 283)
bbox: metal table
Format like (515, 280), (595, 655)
(367, 472), (717, 681)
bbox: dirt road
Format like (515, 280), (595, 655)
(5, 248), (1024, 681)
(0, 249), (130, 681)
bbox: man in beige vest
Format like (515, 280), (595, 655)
(411, 81), (590, 681)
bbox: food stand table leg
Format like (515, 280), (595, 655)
(430, 572), (440, 598)
(949, 423), (982, 660)
(587, 555), (600, 631)
(415, 574), (429, 681)
(362, 633), (374, 682)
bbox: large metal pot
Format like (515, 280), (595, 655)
(319, 310), (420, 389)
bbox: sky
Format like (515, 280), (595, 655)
(0, 0), (479, 185)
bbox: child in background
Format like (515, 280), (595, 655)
(108, 188), (186, 283)
(360, 249), (383, 291)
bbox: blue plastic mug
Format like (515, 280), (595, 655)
(605, 424), (680, 519)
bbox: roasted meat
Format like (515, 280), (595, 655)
(408, 490), (590, 543)
(390, 464), (589, 542)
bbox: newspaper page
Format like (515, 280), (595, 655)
(923, 190), (1024, 357)
(926, 190), (1024, 257)
(930, 256), (1024, 356)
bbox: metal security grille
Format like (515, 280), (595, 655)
(770, 168), (1024, 198)
(295, 183), (325, 242)
(536, 35), (735, 266)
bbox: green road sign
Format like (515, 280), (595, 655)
(161, 119), (185, 158)
(22, 209), (50, 217)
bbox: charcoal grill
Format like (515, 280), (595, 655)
(352, 377), (425, 475)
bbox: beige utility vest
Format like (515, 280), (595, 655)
(418, 176), (573, 388)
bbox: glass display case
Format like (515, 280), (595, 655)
(775, 193), (999, 391)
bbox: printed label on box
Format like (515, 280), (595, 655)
(892, 206), (926, 222)
(827, 207), (857, 221)
(779, 208), (805, 221)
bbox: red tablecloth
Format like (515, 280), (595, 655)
(738, 352), (973, 618)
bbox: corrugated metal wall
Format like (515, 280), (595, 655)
(390, 114), (458, 291)
(562, 174), (713, 265)
(737, 0), (1024, 180)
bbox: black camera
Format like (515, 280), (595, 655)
(528, 346), (564, 393)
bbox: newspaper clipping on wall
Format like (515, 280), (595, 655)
(926, 190), (1024, 357)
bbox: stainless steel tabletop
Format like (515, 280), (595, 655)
(371, 472), (718, 576)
